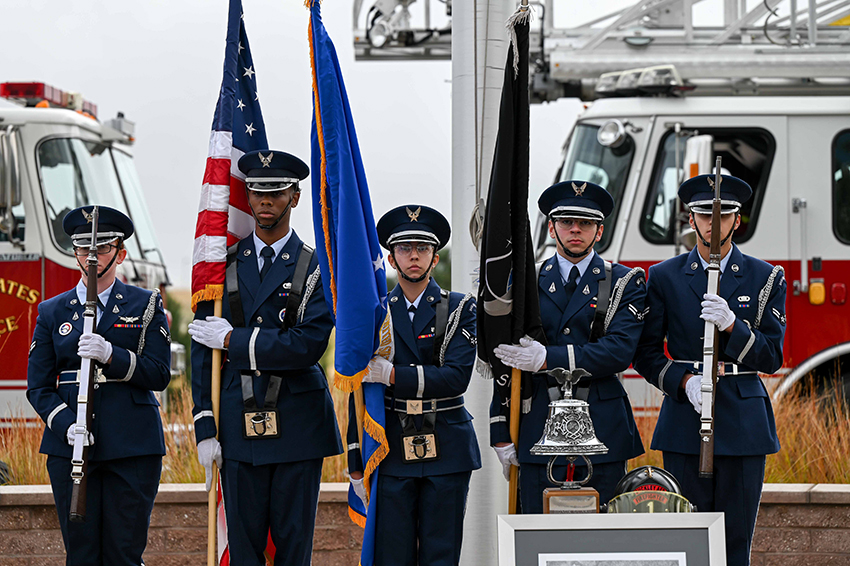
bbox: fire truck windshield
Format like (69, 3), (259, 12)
(112, 149), (162, 264)
(558, 123), (634, 251)
(38, 137), (145, 260)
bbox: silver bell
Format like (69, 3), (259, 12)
(531, 368), (609, 457)
(531, 367), (608, 488)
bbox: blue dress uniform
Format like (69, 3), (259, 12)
(633, 175), (786, 566)
(191, 151), (342, 566)
(490, 181), (645, 512)
(348, 205), (481, 566)
(27, 206), (171, 566)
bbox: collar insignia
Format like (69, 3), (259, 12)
(112, 305), (120, 314)
(406, 206), (421, 222)
(549, 282), (556, 293)
(259, 152), (273, 168)
(572, 182), (587, 196)
(731, 264), (740, 272)
(72, 312), (79, 321)
(582, 284), (590, 295)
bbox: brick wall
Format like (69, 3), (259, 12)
(0, 483), (362, 566)
(1, 483), (848, 565)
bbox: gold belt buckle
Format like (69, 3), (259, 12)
(406, 400), (423, 415)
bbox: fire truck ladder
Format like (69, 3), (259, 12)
(353, 0), (850, 101)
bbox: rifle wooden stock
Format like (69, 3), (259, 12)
(69, 207), (100, 522)
(508, 368), (521, 514)
(698, 158), (723, 478)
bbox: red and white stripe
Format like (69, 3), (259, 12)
(192, 130), (255, 301)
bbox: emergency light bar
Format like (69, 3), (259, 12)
(0, 82), (97, 118)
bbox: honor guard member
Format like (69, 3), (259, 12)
(633, 175), (786, 566)
(490, 181), (646, 511)
(27, 206), (171, 566)
(189, 151), (341, 566)
(347, 205), (481, 566)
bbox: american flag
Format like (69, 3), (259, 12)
(192, 1), (272, 564)
(191, 0), (268, 312)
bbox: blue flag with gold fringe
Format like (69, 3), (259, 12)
(308, 2), (389, 564)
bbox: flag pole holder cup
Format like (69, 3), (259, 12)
(530, 368), (609, 514)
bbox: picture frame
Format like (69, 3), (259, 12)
(497, 512), (726, 566)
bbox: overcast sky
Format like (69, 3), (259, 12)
(1, 0), (728, 287)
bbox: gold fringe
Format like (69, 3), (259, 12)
(362, 409), (389, 491)
(191, 285), (224, 313)
(334, 368), (367, 392)
(308, 16), (338, 316)
(348, 505), (367, 528)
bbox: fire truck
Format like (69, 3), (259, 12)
(353, 0), (850, 411)
(0, 82), (174, 420)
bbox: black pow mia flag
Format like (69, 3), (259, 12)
(476, 13), (546, 420)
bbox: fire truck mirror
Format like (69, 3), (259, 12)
(679, 226), (697, 251)
(0, 126), (22, 211)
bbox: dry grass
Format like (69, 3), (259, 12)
(0, 412), (49, 485)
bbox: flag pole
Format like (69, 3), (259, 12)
(508, 368), (521, 513)
(207, 298), (223, 566)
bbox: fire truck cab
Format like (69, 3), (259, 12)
(0, 82), (170, 420)
(534, 94), (850, 411)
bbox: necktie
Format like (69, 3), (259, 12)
(259, 246), (275, 281)
(563, 265), (581, 301)
(408, 304), (416, 322)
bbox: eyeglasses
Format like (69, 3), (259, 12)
(554, 218), (598, 230)
(73, 243), (118, 257)
(394, 243), (434, 256)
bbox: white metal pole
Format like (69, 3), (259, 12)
(452, 1), (515, 564)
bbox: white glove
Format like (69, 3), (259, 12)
(701, 293), (736, 331)
(188, 316), (233, 350)
(493, 336), (547, 373)
(197, 437), (223, 492)
(685, 375), (702, 414)
(363, 356), (392, 386)
(77, 334), (113, 364)
(65, 424), (94, 446)
(350, 475), (368, 508)
(493, 443), (520, 481)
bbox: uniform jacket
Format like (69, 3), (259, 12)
(633, 244), (785, 456)
(349, 278), (481, 477)
(27, 279), (170, 460)
(490, 252), (646, 465)
(191, 231), (342, 465)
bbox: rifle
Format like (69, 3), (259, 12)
(69, 205), (99, 522)
(698, 158), (722, 478)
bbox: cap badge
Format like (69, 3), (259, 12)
(259, 152), (273, 168)
(571, 182), (587, 196)
(83, 209), (94, 223)
(707, 176), (723, 189)
(406, 206), (422, 222)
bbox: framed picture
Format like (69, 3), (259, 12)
(497, 513), (726, 566)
